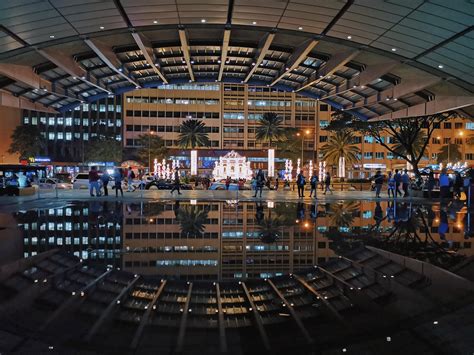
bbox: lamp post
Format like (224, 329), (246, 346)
(459, 131), (464, 162)
(296, 129), (311, 172)
(148, 130), (154, 174)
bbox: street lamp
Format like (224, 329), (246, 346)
(148, 130), (154, 174)
(296, 130), (311, 171)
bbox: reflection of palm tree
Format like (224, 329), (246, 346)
(175, 205), (209, 237)
(257, 215), (283, 243)
(328, 201), (359, 227)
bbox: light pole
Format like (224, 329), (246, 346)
(296, 129), (311, 172)
(148, 130), (154, 174)
(459, 131), (464, 162)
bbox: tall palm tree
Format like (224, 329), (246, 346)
(320, 131), (360, 177)
(255, 112), (285, 147)
(436, 143), (462, 163)
(178, 119), (210, 149)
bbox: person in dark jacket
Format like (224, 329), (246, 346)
(394, 169), (402, 197)
(427, 170), (435, 198)
(100, 171), (110, 196)
(323, 172), (332, 195)
(170, 169), (182, 195)
(253, 170), (265, 198)
(401, 169), (410, 197)
(296, 170), (306, 198)
(373, 170), (384, 198)
(309, 173), (318, 198)
(113, 169), (123, 197)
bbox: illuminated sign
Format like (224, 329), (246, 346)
(28, 157), (51, 163)
(363, 163), (386, 169)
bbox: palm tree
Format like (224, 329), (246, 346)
(320, 131), (360, 177)
(178, 119), (210, 149)
(255, 112), (285, 147)
(436, 143), (462, 164)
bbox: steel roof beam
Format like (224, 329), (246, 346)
(377, 94), (474, 120)
(350, 72), (442, 110)
(244, 31), (276, 83)
(130, 280), (167, 350)
(297, 49), (360, 92)
(241, 282), (271, 351)
(131, 31), (168, 83)
(37, 47), (111, 94)
(178, 28), (195, 82)
(322, 60), (399, 100)
(175, 283), (193, 353)
(271, 38), (319, 86)
(218, 27), (231, 81)
(0, 90), (57, 113)
(215, 283), (228, 353)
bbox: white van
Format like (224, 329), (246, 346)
(71, 173), (90, 189)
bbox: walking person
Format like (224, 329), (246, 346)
(274, 177), (279, 191)
(402, 169), (410, 197)
(309, 173), (318, 198)
(88, 166), (101, 197)
(439, 168), (450, 199)
(253, 169), (265, 198)
(296, 170), (306, 198)
(394, 169), (402, 197)
(427, 170), (435, 198)
(373, 170), (384, 198)
(323, 172), (332, 195)
(113, 169), (123, 197)
(127, 167), (136, 192)
(387, 171), (395, 198)
(225, 176), (231, 190)
(170, 168), (182, 195)
(100, 170), (110, 196)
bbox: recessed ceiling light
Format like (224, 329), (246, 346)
(72, 76), (77, 80)
(217, 60), (221, 63)
(191, 60), (195, 64)
(252, 21), (257, 25)
(135, 86), (140, 89)
(99, 26), (104, 30)
(438, 64), (444, 68)
(347, 35), (352, 39)
(118, 68), (123, 72)
(81, 76), (86, 80)
(251, 62), (256, 66)
(153, 20), (158, 24)
(49, 35), (55, 39)
(391, 48), (397, 51)
(298, 26), (303, 30)
(201, 19), (206, 23)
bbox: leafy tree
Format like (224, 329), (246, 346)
(8, 125), (45, 158)
(319, 131), (360, 177)
(325, 110), (459, 177)
(255, 112), (285, 147)
(85, 137), (122, 163)
(178, 119), (210, 149)
(436, 143), (462, 164)
(136, 133), (169, 166)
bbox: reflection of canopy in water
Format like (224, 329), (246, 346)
(212, 150), (253, 180)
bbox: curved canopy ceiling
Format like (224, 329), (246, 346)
(0, 0), (473, 120)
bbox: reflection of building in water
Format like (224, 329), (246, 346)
(15, 202), (123, 267)
(122, 201), (336, 280)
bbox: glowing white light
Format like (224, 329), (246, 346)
(212, 150), (253, 180)
(268, 149), (275, 177)
(309, 160), (313, 178)
(191, 150), (198, 175)
(190, 199), (197, 205)
(267, 201), (274, 208)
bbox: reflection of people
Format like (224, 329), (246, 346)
(255, 202), (264, 224)
(174, 200), (181, 218)
(374, 201), (383, 227)
(310, 203), (318, 219)
(386, 201), (394, 222)
(439, 169), (450, 199)
(439, 203), (449, 240)
(297, 202), (305, 220)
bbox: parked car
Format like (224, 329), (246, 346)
(37, 178), (73, 190)
(145, 179), (192, 190)
(72, 173), (90, 189)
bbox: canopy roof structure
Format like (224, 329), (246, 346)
(0, 0), (473, 119)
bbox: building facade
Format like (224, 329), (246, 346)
(21, 96), (122, 164)
(123, 83), (474, 177)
